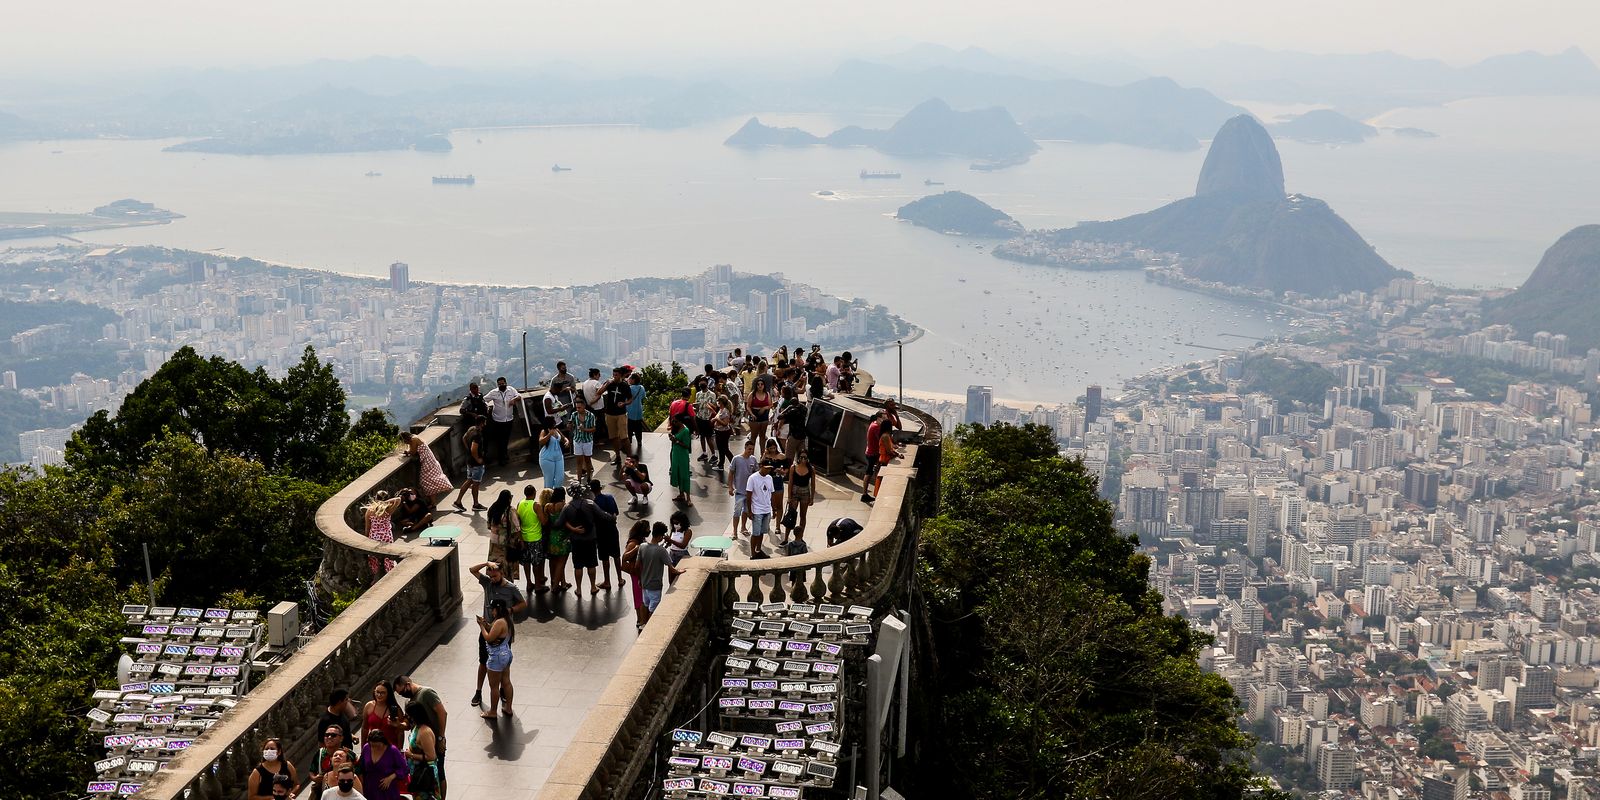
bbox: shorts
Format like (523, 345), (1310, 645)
(477, 632), (489, 665)
(790, 486), (812, 504)
(751, 513), (772, 539)
(467, 464), (485, 483)
(606, 414), (628, 440)
(733, 490), (748, 514)
(697, 418), (714, 437)
(519, 538), (545, 566)
(668, 548), (689, 567)
(486, 643), (512, 672)
(628, 418), (644, 435)
(574, 441), (594, 456)
(597, 530), (621, 560)
(643, 588), (663, 612)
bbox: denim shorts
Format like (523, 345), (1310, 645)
(751, 513), (772, 538)
(467, 464), (486, 482)
(643, 588), (663, 612)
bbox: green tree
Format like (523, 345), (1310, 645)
(100, 433), (331, 607)
(638, 361), (688, 429)
(68, 345), (352, 483)
(914, 423), (1277, 799)
(0, 468), (127, 797)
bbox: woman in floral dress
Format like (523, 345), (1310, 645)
(362, 491), (399, 574)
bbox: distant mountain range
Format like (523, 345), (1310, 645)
(727, 99), (1039, 162)
(1138, 44), (1600, 116)
(1486, 225), (1600, 350)
(1013, 115), (1405, 296)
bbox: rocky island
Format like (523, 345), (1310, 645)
(992, 115), (1405, 296)
(1487, 225), (1600, 349)
(896, 191), (1023, 237)
(725, 98), (1038, 164)
(0, 199), (183, 241)
(1269, 109), (1377, 144)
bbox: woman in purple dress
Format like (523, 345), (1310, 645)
(356, 728), (409, 800)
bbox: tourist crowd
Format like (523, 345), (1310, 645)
(317, 348), (896, 798)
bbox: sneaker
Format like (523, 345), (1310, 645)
(698, 454), (708, 462)
(472, 504), (487, 511)
(470, 691), (483, 708)
(859, 493), (874, 503)
(453, 502), (467, 512)
(751, 551), (769, 560)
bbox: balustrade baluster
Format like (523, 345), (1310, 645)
(789, 571), (809, 603)
(809, 567), (827, 603)
(720, 574), (739, 608)
(743, 576), (763, 603)
(767, 572), (786, 603)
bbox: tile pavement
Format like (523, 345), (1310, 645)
(391, 430), (875, 799)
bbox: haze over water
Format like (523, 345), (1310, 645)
(4, 96), (1598, 402)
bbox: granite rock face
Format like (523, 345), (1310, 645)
(1195, 115), (1285, 198)
(1488, 225), (1600, 349)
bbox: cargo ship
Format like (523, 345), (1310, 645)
(432, 175), (476, 185)
(859, 170), (902, 179)
(924, 179), (944, 186)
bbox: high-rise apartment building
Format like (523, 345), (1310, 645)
(1085, 385), (1103, 424)
(389, 261), (410, 293)
(965, 385), (993, 426)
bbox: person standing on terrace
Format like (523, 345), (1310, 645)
(467, 561), (526, 710)
(669, 413), (694, 506)
(400, 432), (453, 507)
(601, 366), (632, 464)
(451, 418), (487, 513)
(570, 397), (597, 486)
(538, 416), (568, 490)
(483, 376), (520, 467)
(625, 372), (647, 454)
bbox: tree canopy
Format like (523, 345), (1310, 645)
(4, 345), (391, 799)
(913, 423), (1276, 799)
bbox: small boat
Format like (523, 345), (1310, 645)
(859, 170), (901, 179)
(957, 278), (967, 282)
(924, 179), (944, 186)
(364, 171), (382, 177)
(552, 164), (572, 172)
(432, 175), (476, 185)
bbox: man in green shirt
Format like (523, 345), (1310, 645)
(516, 484), (547, 594)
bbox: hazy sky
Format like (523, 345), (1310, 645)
(7, 0), (1598, 72)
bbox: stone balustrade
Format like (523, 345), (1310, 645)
(134, 428), (465, 800)
(536, 409), (937, 800)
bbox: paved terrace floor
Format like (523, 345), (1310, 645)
(395, 430), (875, 800)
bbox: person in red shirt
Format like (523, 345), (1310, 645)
(860, 411), (883, 504)
(668, 387), (691, 422)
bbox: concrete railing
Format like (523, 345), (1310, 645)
(134, 427), (466, 800)
(537, 403), (938, 800)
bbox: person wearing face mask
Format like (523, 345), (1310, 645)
(321, 764), (367, 800)
(247, 737), (298, 800)
(268, 774), (294, 800)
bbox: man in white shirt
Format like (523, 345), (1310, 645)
(582, 367), (606, 414)
(745, 460), (776, 559)
(485, 376), (520, 466)
(826, 357), (842, 393)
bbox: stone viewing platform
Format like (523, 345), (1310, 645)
(135, 375), (939, 800)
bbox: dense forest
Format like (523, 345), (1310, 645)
(0, 346), (394, 798)
(909, 423), (1281, 799)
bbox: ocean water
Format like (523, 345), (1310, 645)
(3, 96), (1596, 401)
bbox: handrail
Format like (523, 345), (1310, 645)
(536, 461), (926, 800)
(134, 428), (465, 800)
